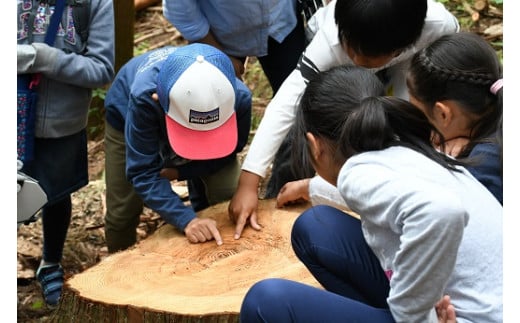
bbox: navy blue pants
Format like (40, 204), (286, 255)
(240, 205), (394, 322)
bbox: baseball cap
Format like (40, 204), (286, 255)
(156, 43), (237, 160)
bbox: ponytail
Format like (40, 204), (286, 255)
(339, 97), (465, 171)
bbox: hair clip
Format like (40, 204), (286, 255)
(490, 78), (503, 95)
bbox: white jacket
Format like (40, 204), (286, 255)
(242, 0), (459, 177)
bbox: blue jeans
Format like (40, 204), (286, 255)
(240, 205), (394, 323)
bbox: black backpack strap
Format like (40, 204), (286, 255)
(72, 0), (90, 44)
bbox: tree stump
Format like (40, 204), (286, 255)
(49, 199), (322, 322)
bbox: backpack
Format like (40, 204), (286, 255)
(43, 0), (91, 44)
(71, 0), (91, 44)
(17, 0), (91, 162)
(18, 0), (69, 163)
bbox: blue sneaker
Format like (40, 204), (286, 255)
(36, 264), (64, 308)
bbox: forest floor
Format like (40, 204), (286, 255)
(16, 2), (502, 322)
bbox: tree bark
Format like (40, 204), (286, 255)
(49, 199), (323, 322)
(114, 0), (134, 74)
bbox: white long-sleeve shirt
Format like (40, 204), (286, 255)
(338, 146), (502, 323)
(308, 175), (351, 211)
(242, 0), (460, 178)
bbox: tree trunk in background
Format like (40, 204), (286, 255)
(49, 199), (322, 322)
(114, 0), (134, 74)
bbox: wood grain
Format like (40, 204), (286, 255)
(51, 199), (322, 322)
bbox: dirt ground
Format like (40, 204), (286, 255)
(16, 2), (503, 322)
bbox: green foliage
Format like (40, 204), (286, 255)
(243, 58), (272, 142)
(458, 16), (474, 30)
(134, 39), (150, 56)
(250, 106), (263, 135)
(31, 299), (44, 310)
(490, 40), (503, 64)
(87, 87), (108, 140)
(243, 58), (273, 100)
(92, 87), (107, 101)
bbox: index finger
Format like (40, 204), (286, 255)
(209, 225), (223, 246)
(234, 212), (248, 240)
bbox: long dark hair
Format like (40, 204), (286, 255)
(292, 65), (385, 171)
(407, 32), (503, 162)
(339, 96), (465, 171)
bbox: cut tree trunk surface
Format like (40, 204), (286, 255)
(49, 199), (323, 322)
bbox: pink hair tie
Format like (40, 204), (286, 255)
(490, 78), (503, 95)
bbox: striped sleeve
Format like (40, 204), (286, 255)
(296, 53), (320, 84)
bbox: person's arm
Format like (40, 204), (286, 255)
(162, 0), (208, 42)
(276, 175), (351, 210)
(465, 142), (503, 204)
(238, 0), (346, 181)
(229, 3), (344, 237)
(228, 69), (307, 239)
(308, 175), (351, 210)
(125, 93), (196, 231)
(387, 197), (465, 323)
(17, 0), (115, 87)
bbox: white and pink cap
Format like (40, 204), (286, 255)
(157, 44), (237, 160)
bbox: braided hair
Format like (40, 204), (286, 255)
(407, 32), (502, 160)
